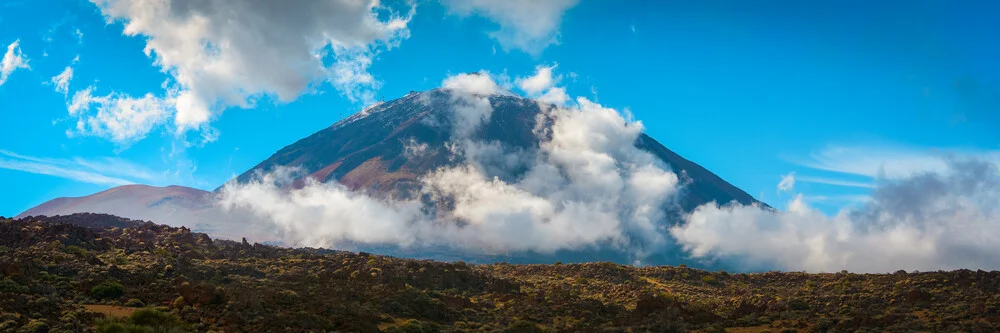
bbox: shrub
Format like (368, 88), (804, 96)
(172, 296), (185, 309)
(0, 321), (17, 331)
(90, 282), (126, 300)
(384, 319), (441, 333)
(701, 275), (719, 285)
(129, 308), (183, 327)
(125, 299), (145, 307)
(96, 308), (188, 333)
(64, 245), (91, 257)
(787, 298), (810, 311)
(18, 319), (50, 333)
(704, 324), (727, 333)
(504, 319), (543, 333)
(0, 278), (28, 293)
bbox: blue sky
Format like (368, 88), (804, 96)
(1, 0), (998, 217)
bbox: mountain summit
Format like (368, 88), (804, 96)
(21, 88), (763, 265)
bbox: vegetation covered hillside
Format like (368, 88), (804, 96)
(1, 213), (998, 332)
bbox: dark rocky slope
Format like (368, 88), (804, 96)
(1, 213), (997, 332)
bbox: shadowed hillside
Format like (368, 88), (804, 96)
(1, 213), (997, 332)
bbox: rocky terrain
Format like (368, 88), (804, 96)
(1, 213), (998, 332)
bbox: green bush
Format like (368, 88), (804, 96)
(125, 299), (145, 307)
(701, 275), (719, 285)
(90, 282), (126, 300)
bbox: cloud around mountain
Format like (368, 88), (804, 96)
(218, 67), (1000, 272)
(219, 68), (682, 262)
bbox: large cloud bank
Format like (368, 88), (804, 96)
(219, 68), (681, 259)
(671, 158), (1000, 272)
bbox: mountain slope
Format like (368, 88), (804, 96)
(15, 185), (256, 240)
(19, 185), (210, 218)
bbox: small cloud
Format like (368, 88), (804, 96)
(0, 39), (30, 86)
(777, 172), (795, 192)
(537, 86), (568, 105)
(66, 86), (172, 147)
(515, 64), (569, 105)
(442, 71), (506, 96)
(441, 0), (580, 54)
(516, 64), (558, 95)
(50, 66), (73, 95)
(630, 24), (637, 34)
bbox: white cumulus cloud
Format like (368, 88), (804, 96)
(89, 0), (414, 135)
(441, 71), (506, 96)
(516, 65), (569, 105)
(67, 86), (171, 145)
(516, 64), (557, 95)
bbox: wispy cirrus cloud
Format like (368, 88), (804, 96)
(0, 150), (181, 187)
(788, 144), (1000, 179)
(795, 175), (875, 189)
(784, 144), (1000, 191)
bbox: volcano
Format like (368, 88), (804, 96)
(20, 87), (763, 265)
(232, 89), (761, 210)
